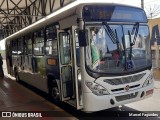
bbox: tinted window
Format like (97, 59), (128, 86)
(33, 29), (44, 55)
(11, 40), (17, 55)
(17, 37), (24, 55)
(25, 35), (32, 55)
(46, 26), (57, 55)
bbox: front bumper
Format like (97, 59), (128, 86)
(82, 83), (154, 112)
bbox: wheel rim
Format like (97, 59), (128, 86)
(51, 86), (59, 100)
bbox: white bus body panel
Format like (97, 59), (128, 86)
(19, 72), (48, 93)
(82, 69), (154, 112)
(83, 83), (153, 112)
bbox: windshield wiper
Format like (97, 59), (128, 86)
(128, 22), (139, 60)
(131, 22), (139, 45)
(128, 30), (133, 60)
(102, 21), (118, 44)
(103, 22), (123, 67)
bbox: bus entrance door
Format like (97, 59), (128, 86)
(71, 26), (83, 109)
(58, 26), (82, 109)
(58, 30), (75, 103)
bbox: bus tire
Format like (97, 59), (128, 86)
(15, 72), (20, 83)
(49, 81), (60, 102)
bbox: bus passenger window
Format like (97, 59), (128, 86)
(33, 30), (44, 55)
(46, 26), (58, 56)
(46, 41), (57, 55)
(17, 38), (23, 55)
(59, 32), (71, 65)
(46, 41), (52, 55)
(52, 41), (58, 55)
(12, 41), (18, 55)
(25, 35), (32, 55)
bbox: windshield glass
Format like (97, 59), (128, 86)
(86, 24), (151, 73)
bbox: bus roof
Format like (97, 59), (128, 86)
(5, 1), (145, 42)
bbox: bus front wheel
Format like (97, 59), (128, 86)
(49, 82), (60, 102)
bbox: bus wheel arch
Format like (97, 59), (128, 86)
(47, 75), (60, 101)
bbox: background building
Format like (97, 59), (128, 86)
(148, 18), (160, 68)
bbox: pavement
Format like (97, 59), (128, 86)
(153, 69), (160, 81)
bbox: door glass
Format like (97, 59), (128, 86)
(61, 66), (73, 98)
(74, 30), (80, 67)
(59, 33), (71, 64)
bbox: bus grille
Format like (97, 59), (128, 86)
(111, 84), (140, 92)
(104, 73), (146, 85)
(115, 92), (138, 102)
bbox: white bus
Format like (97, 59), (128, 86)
(5, 1), (154, 112)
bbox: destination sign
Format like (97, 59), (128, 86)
(83, 5), (147, 22)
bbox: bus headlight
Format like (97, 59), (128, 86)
(85, 81), (109, 96)
(143, 74), (154, 87)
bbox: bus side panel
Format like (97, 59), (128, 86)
(19, 55), (34, 84)
(19, 55), (48, 93)
(46, 56), (60, 80)
(31, 56), (48, 93)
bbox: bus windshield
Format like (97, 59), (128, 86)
(85, 23), (151, 73)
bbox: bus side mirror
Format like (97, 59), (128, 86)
(78, 30), (88, 47)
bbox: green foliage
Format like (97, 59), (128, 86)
(0, 50), (5, 58)
(0, 50), (5, 54)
